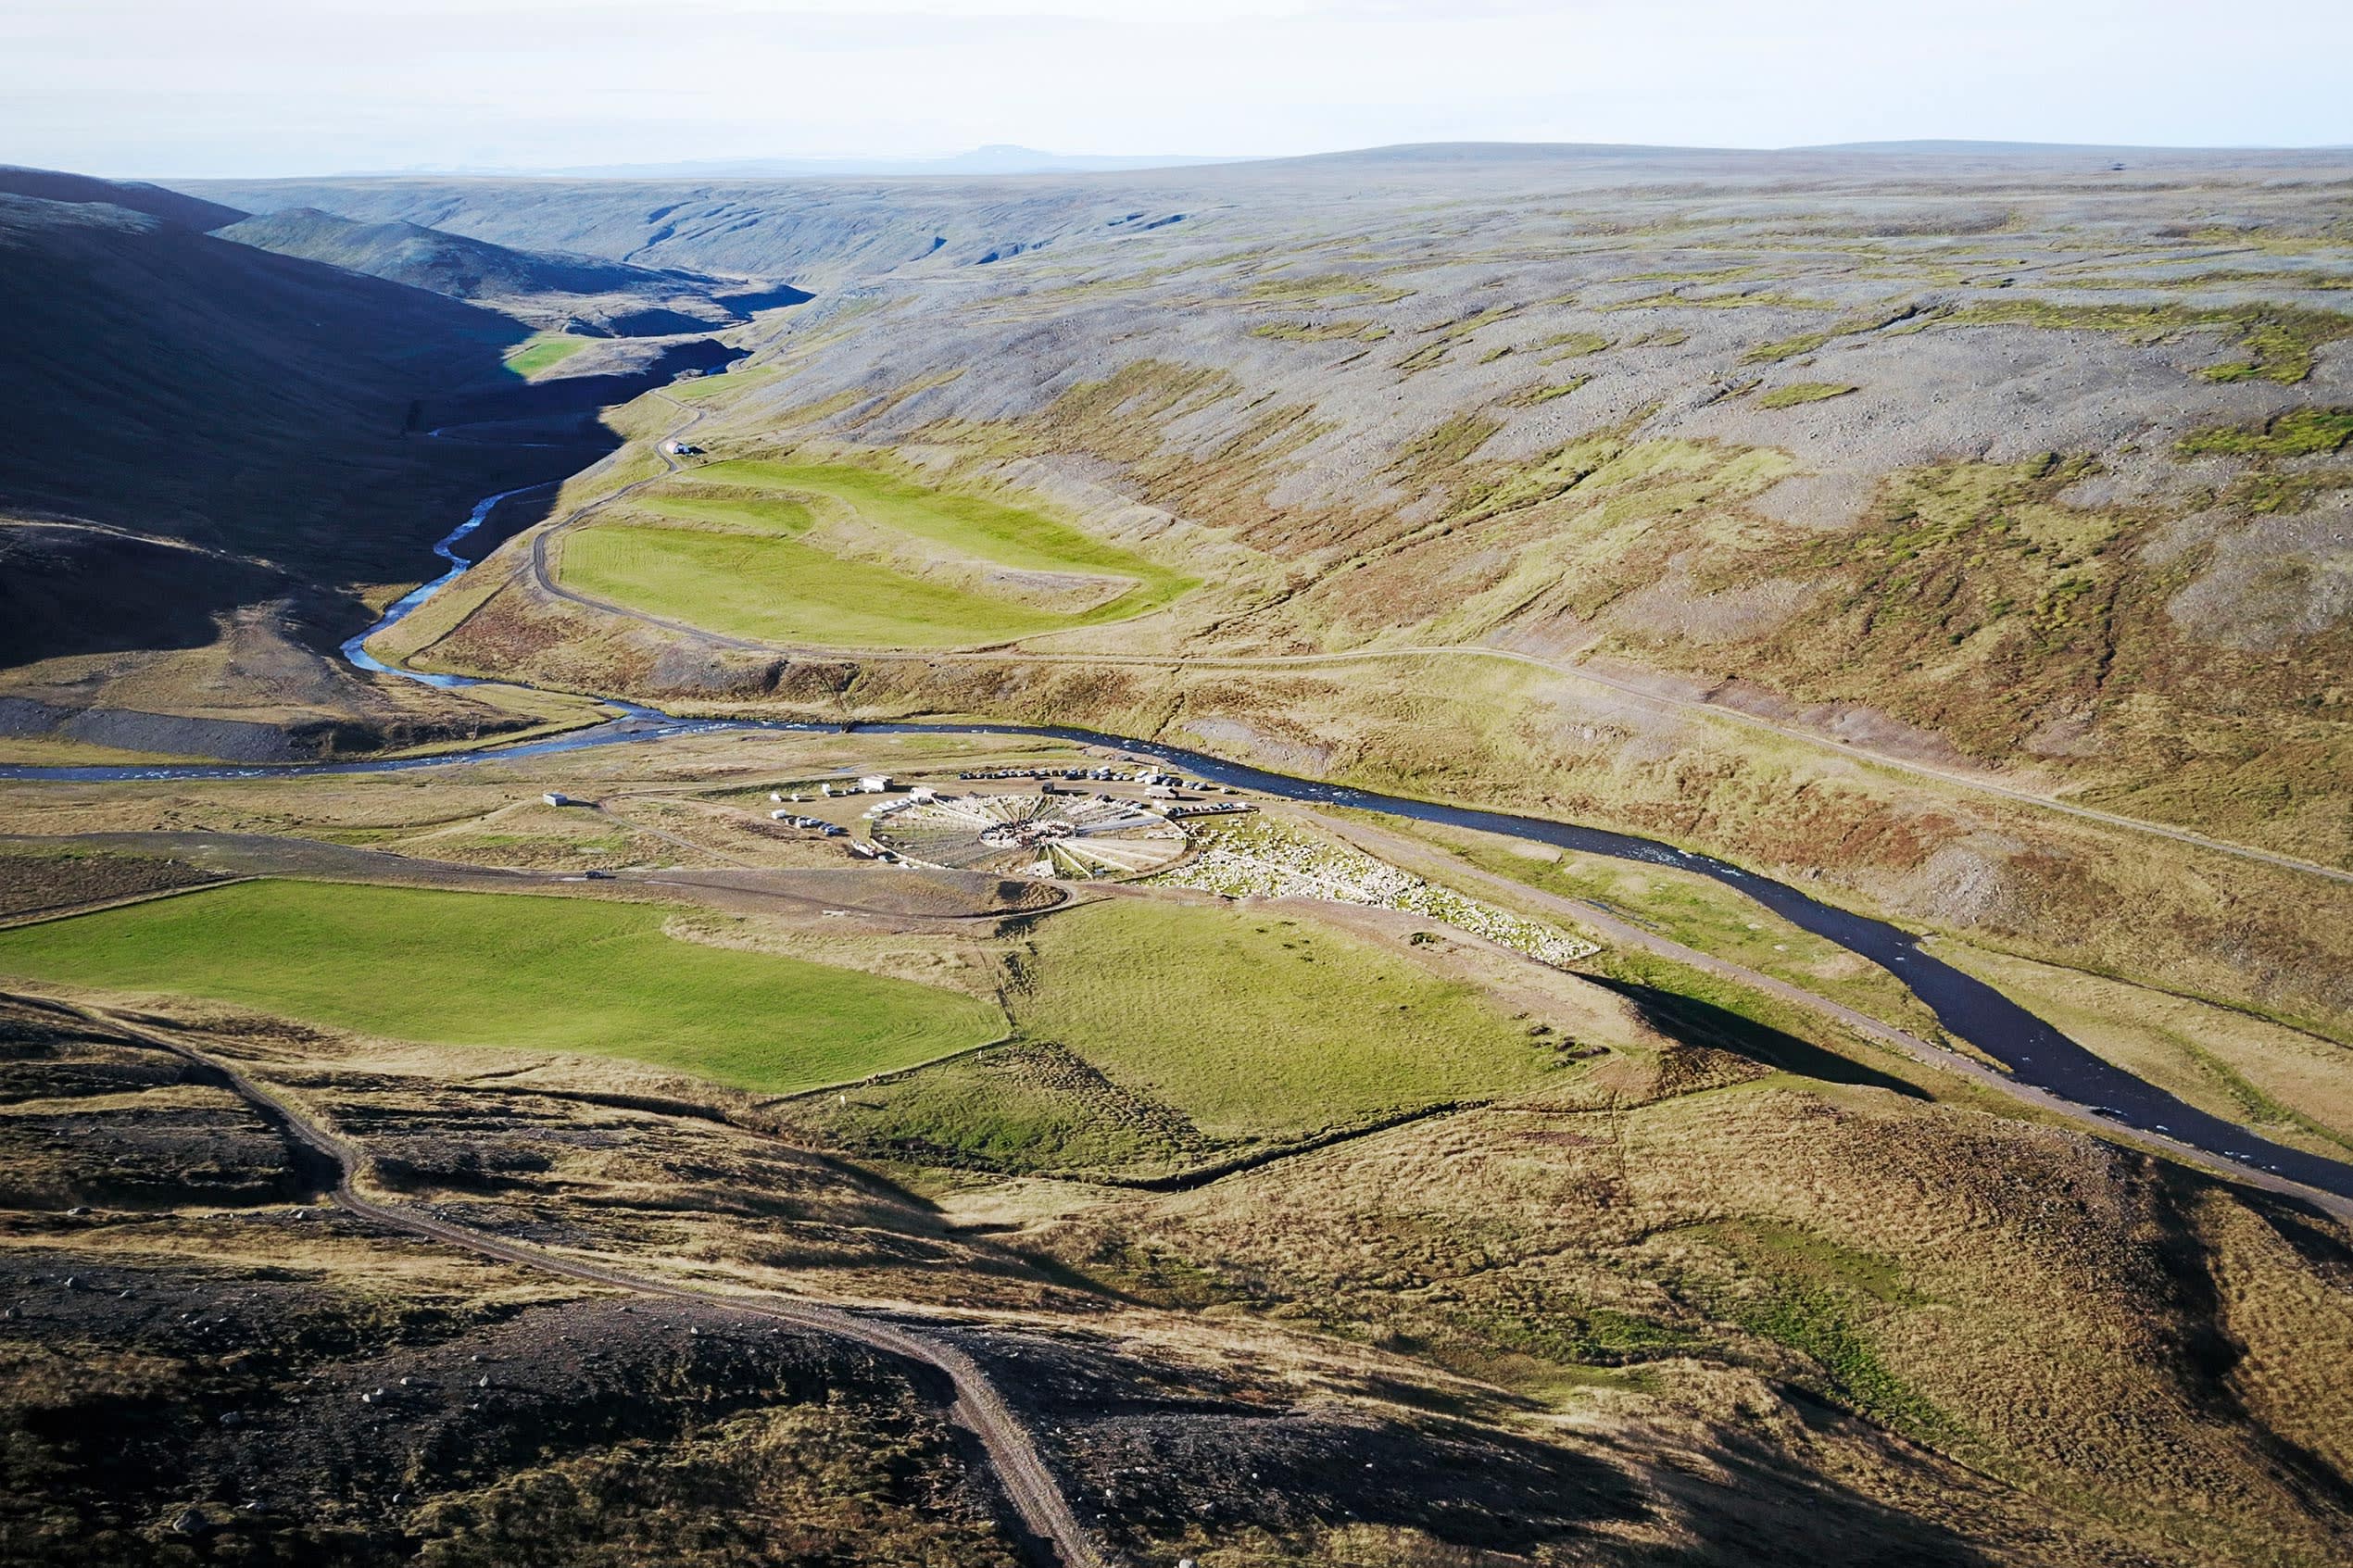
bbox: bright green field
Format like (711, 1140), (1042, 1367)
(0, 881), (1001, 1092)
(503, 333), (593, 378)
(692, 460), (1192, 603)
(563, 524), (1085, 646)
(1007, 899), (1558, 1139)
(557, 458), (1196, 648)
(638, 492), (817, 535)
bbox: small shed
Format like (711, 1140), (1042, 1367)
(542, 793), (578, 808)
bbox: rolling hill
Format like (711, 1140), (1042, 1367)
(0, 176), (619, 757)
(0, 189), (546, 580)
(212, 206), (810, 333)
(0, 163), (245, 232)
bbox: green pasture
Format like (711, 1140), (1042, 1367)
(0, 881), (1000, 1093)
(503, 333), (592, 378)
(556, 458), (1195, 648)
(1006, 899), (1558, 1140)
(562, 524), (1083, 646)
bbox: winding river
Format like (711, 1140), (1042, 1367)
(8, 480), (2350, 1204)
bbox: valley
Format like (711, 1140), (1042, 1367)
(3, 141), (2351, 1568)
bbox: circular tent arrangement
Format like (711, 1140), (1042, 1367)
(869, 790), (1189, 879)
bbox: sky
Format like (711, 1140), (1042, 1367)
(3, 0), (2347, 178)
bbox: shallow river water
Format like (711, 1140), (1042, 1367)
(7, 479), (2347, 1202)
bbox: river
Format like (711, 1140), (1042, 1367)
(7, 476), (2348, 1203)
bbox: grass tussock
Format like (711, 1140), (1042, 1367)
(1250, 318), (1390, 343)
(1245, 271), (1413, 307)
(2177, 407), (2353, 458)
(1755, 382), (1856, 408)
(1506, 377), (1591, 407)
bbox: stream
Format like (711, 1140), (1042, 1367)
(7, 478), (2349, 1203)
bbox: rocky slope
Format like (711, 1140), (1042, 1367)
(212, 206), (809, 335)
(249, 147), (2352, 859)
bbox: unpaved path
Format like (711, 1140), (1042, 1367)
(61, 998), (1104, 1568)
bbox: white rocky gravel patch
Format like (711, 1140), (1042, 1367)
(1147, 821), (1599, 969)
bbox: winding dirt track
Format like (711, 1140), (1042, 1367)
(68, 1001), (1103, 1568)
(497, 400), (2351, 892)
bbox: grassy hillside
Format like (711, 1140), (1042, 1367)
(350, 150), (2352, 869)
(355, 149), (2353, 1072)
(559, 457), (1196, 646)
(0, 880), (1001, 1091)
(590, 152), (2346, 864)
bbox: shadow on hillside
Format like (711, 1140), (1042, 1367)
(975, 1324), (2000, 1566)
(0, 524), (295, 666)
(0, 194), (764, 682)
(1587, 975), (1929, 1098)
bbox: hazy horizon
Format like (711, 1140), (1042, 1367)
(5, 0), (2347, 180)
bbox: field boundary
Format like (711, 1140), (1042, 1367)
(750, 1033), (1017, 1108)
(0, 874), (257, 932)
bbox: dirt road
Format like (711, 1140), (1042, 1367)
(67, 1000), (1105, 1568)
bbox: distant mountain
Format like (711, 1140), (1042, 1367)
(216, 207), (711, 299)
(0, 164), (245, 231)
(213, 206), (812, 333)
(1795, 138), (2271, 154)
(532, 144), (1250, 178)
